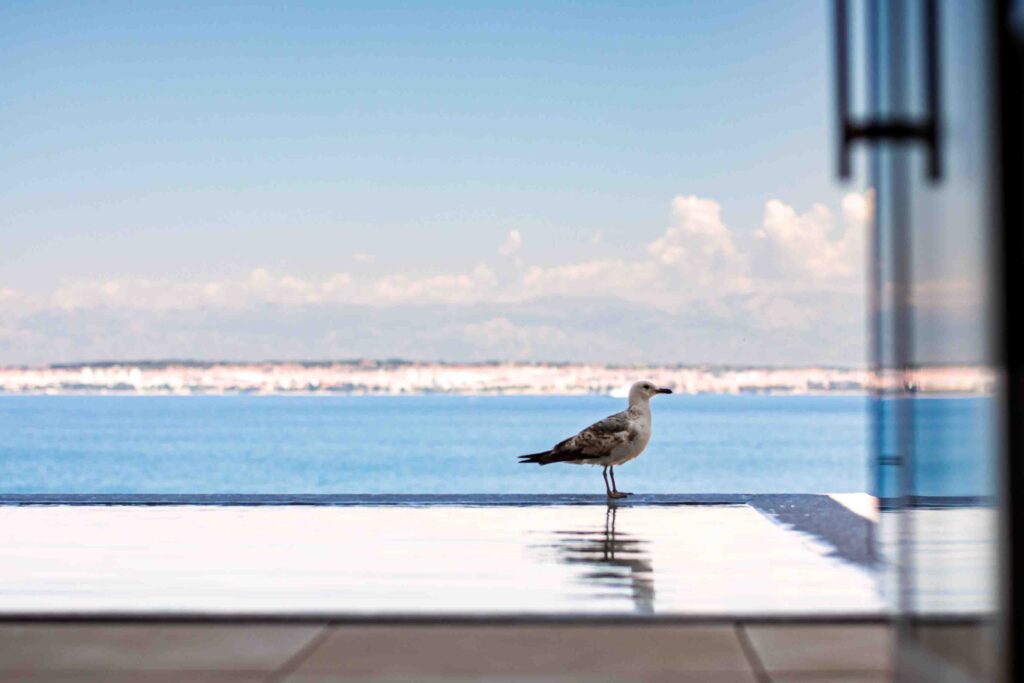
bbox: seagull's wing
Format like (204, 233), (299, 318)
(519, 410), (636, 464)
(555, 411), (633, 455)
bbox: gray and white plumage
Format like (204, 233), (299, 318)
(518, 381), (672, 478)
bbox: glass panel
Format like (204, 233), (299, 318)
(869, 0), (998, 679)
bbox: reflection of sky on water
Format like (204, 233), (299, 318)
(0, 504), (885, 615)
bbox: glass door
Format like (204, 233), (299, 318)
(842, 0), (1001, 680)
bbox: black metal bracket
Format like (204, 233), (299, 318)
(834, 0), (942, 180)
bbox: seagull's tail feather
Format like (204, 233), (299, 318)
(518, 449), (584, 465)
(518, 450), (556, 465)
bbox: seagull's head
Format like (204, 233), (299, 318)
(629, 380), (673, 404)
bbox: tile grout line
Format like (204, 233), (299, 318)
(735, 622), (772, 683)
(263, 624), (333, 683)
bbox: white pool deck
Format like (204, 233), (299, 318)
(0, 494), (1001, 682)
(0, 495), (885, 617)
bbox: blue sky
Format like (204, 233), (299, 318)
(1, 1), (872, 365)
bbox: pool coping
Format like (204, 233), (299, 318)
(0, 611), (897, 623)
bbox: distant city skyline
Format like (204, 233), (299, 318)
(1, 1), (872, 366)
(0, 360), (994, 396)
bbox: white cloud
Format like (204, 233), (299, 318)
(8, 193), (871, 315)
(754, 192), (867, 283)
(842, 190), (872, 224)
(0, 192), (877, 364)
(370, 269), (493, 305)
(0, 287), (30, 313)
(520, 259), (657, 303)
(321, 273), (355, 295)
(648, 195), (750, 292)
(46, 268), (357, 311)
(351, 252), (375, 264)
(498, 230), (522, 257)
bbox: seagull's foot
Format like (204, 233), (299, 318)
(607, 491), (629, 499)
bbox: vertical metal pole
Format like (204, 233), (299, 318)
(887, 0), (917, 634)
(867, 0), (885, 535)
(994, 2), (1024, 679)
(923, 0), (942, 180)
(834, 0), (852, 178)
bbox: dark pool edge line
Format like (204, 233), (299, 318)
(0, 611), (991, 627)
(0, 493), (761, 506)
(0, 492), (987, 508)
(0, 611), (904, 625)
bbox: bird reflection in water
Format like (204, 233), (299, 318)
(541, 504), (655, 614)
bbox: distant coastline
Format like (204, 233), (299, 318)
(0, 360), (995, 396)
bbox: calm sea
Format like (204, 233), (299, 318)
(0, 394), (993, 495)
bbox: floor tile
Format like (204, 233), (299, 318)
(294, 625), (755, 678)
(0, 673), (266, 683)
(912, 623), (995, 680)
(0, 624), (324, 671)
(742, 625), (891, 674)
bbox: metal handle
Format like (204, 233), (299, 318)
(834, 0), (942, 180)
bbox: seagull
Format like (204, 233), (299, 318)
(518, 381), (673, 498)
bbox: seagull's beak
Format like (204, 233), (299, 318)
(656, 387), (673, 395)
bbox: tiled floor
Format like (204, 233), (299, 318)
(0, 621), (892, 682)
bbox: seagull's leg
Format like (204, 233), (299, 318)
(602, 466), (613, 497)
(606, 467), (626, 499)
(609, 467), (630, 497)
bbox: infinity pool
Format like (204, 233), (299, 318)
(0, 497), (883, 616)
